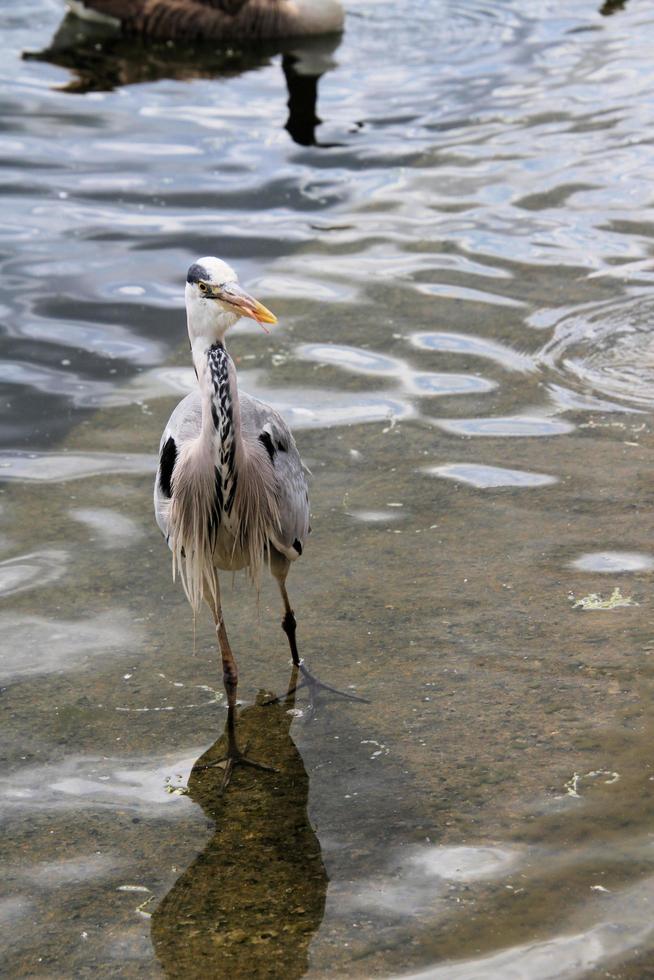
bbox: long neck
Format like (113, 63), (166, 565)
(192, 339), (241, 517)
(174, 337), (280, 598)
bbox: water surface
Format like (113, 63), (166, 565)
(2, 0), (654, 977)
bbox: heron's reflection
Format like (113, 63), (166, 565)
(24, 14), (341, 147)
(151, 669), (328, 979)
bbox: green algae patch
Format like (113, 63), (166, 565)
(569, 587), (638, 611)
(164, 775), (190, 796)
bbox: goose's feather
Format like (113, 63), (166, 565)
(68, 0), (344, 39)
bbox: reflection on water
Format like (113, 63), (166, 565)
(425, 462), (558, 488)
(0, 548), (67, 597)
(69, 507), (144, 549)
(151, 679), (327, 979)
(386, 711), (654, 980)
(434, 415), (575, 437)
(0, 609), (139, 682)
(571, 551), (654, 573)
(20, 854), (121, 887)
(109, 364), (415, 425)
(297, 342), (498, 396)
(410, 332), (535, 374)
(343, 843), (519, 919)
(391, 879), (654, 980)
(0, 450), (155, 482)
(0, 748), (199, 816)
(26, 12), (341, 149)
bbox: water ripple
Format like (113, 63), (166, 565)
(0, 898), (33, 929)
(346, 509), (406, 525)
(414, 282), (527, 308)
(70, 509), (144, 549)
(297, 343), (497, 397)
(297, 343), (399, 376)
(0, 610), (140, 681)
(0, 451), (155, 483)
(391, 877), (654, 980)
(0, 549), (67, 597)
(20, 855), (121, 888)
(343, 844), (519, 920)
(12, 317), (167, 366)
(571, 551), (654, 573)
(116, 366), (414, 428)
(409, 372), (495, 396)
(534, 292), (654, 408)
(0, 750), (201, 817)
(410, 332), (535, 373)
(425, 463), (557, 489)
(434, 416), (574, 438)
(0, 359), (115, 407)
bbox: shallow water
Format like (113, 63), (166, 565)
(2, 0), (654, 976)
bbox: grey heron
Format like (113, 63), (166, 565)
(67, 0), (344, 40)
(154, 257), (365, 787)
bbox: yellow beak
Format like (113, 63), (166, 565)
(209, 281), (277, 328)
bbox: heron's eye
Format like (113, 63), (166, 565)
(198, 281), (208, 293)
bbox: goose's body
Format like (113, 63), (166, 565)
(68, 0), (344, 40)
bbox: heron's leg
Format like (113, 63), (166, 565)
(279, 579), (301, 667)
(270, 576), (369, 714)
(198, 583), (276, 790)
(213, 598), (238, 710)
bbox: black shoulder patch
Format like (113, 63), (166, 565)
(293, 538), (303, 556)
(158, 436), (177, 499)
(258, 430), (276, 463)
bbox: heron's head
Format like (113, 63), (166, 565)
(184, 256), (277, 346)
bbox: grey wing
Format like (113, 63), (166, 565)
(240, 392), (310, 562)
(153, 390), (202, 545)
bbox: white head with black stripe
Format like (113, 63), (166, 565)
(185, 256), (277, 347)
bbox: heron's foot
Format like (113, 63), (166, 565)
(197, 739), (277, 792)
(267, 662), (369, 717)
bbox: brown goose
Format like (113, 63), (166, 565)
(67, 0), (344, 40)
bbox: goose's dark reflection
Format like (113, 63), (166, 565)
(24, 14), (341, 147)
(283, 51), (322, 147)
(151, 670), (328, 979)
